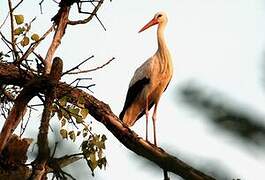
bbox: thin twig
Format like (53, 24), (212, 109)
(8, 0), (19, 61)
(94, 14), (106, 31)
(69, 78), (92, 86)
(67, 57), (115, 74)
(39, 0), (45, 14)
(0, 12), (9, 30)
(68, 0), (104, 26)
(12, 0), (24, 11)
(20, 106), (32, 137)
(62, 55), (94, 76)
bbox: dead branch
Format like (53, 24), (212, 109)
(0, 62), (216, 180)
(12, 0), (24, 11)
(39, 0), (45, 14)
(68, 0), (104, 26)
(66, 57), (115, 75)
(62, 55), (94, 75)
(8, 0), (19, 61)
(0, 12), (9, 30)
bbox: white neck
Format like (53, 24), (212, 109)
(156, 23), (172, 73)
(157, 23), (167, 51)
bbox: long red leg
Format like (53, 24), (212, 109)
(152, 103), (158, 146)
(145, 98), (149, 141)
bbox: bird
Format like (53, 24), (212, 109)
(119, 12), (173, 146)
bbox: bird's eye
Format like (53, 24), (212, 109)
(157, 14), (162, 18)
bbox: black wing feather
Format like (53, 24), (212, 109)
(119, 77), (150, 120)
(135, 80), (171, 120)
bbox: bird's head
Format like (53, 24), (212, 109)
(138, 11), (168, 33)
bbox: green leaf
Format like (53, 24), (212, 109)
(81, 140), (88, 151)
(60, 129), (68, 139)
(13, 27), (24, 36)
(61, 109), (70, 120)
(61, 118), (67, 127)
(101, 134), (107, 141)
(77, 131), (81, 136)
(89, 153), (97, 170)
(14, 15), (24, 25)
(96, 140), (105, 149)
(81, 108), (89, 119)
(98, 149), (103, 159)
(69, 107), (80, 116)
(68, 131), (76, 142)
(76, 116), (83, 124)
(20, 36), (29, 47)
(77, 96), (85, 108)
(83, 132), (88, 137)
(97, 157), (107, 170)
(31, 33), (40, 41)
(59, 96), (68, 107)
(57, 109), (63, 120)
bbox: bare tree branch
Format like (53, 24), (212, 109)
(66, 57), (115, 75)
(0, 12), (9, 30)
(7, 0), (19, 61)
(68, 0), (104, 26)
(62, 55), (94, 75)
(12, 0), (24, 11)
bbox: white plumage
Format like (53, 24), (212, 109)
(119, 12), (173, 146)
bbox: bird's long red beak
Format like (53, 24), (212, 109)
(138, 17), (158, 33)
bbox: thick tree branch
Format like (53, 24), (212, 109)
(0, 63), (215, 180)
(44, 6), (70, 74)
(30, 58), (63, 179)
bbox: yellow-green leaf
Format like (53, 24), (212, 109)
(81, 108), (89, 119)
(31, 33), (40, 41)
(14, 15), (24, 25)
(60, 129), (68, 139)
(77, 96), (85, 108)
(98, 149), (103, 159)
(76, 116), (83, 124)
(61, 118), (67, 127)
(20, 36), (29, 47)
(59, 96), (68, 107)
(13, 27), (24, 36)
(68, 131), (76, 142)
(83, 132), (88, 138)
(89, 153), (97, 170)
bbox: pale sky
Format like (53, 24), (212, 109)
(1, 0), (265, 179)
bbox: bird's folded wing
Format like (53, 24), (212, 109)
(119, 77), (150, 120)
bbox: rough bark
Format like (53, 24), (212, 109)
(30, 58), (63, 179)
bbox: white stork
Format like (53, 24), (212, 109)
(119, 12), (173, 146)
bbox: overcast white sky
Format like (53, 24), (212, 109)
(1, 0), (265, 179)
